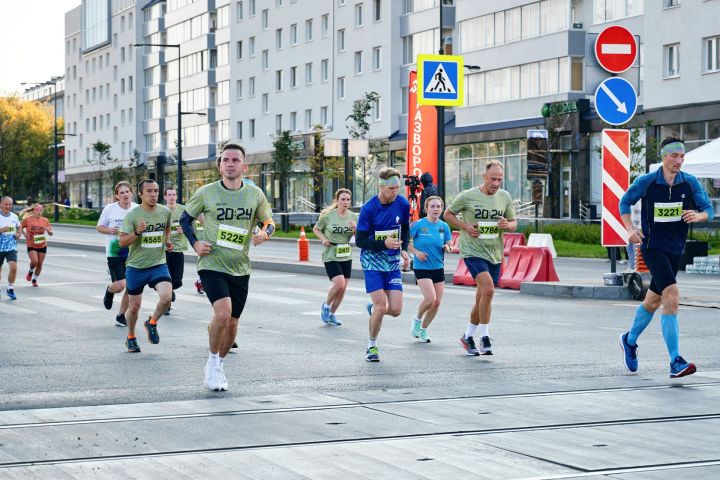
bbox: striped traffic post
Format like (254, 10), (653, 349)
(601, 129), (630, 274)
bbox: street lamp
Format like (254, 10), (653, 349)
(23, 79), (59, 221)
(133, 43), (185, 202)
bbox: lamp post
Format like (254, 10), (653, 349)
(23, 79), (59, 221)
(133, 43), (184, 201)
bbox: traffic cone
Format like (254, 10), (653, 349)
(634, 244), (649, 273)
(298, 226), (309, 262)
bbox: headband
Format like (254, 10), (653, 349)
(660, 142), (685, 158)
(379, 175), (402, 187)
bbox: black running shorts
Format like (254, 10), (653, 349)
(414, 268), (445, 284)
(165, 251), (185, 290)
(641, 246), (681, 295)
(107, 256), (127, 282)
(27, 246), (48, 254)
(324, 260), (352, 280)
(199, 270), (250, 318)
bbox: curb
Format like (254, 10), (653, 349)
(520, 281), (632, 299)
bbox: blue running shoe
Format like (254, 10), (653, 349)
(411, 318), (422, 338)
(328, 313), (342, 326)
(479, 336), (493, 355)
(6, 288), (17, 300)
(144, 319), (160, 344)
(320, 303), (331, 324)
(366, 346), (380, 362)
(619, 332), (638, 373)
(670, 356), (696, 378)
(366, 302), (373, 317)
(126, 337), (141, 353)
(459, 335), (479, 356)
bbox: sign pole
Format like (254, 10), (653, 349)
(436, 5), (445, 203)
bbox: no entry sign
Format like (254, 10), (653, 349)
(595, 25), (637, 74)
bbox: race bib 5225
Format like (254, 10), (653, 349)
(216, 224), (248, 250)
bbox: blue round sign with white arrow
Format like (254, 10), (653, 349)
(594, 77), (637, 126)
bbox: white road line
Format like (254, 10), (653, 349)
(597, 327), (626, 332)
(33, 296), (104, 312)
(0, 303), (36, 314)
(547, 322), (572, 326)
(251, 292), (311, 305)
(173, 293), (210, 304)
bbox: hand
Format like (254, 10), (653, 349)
(322, 239), (331, 247)
(627, 227), (644, 244)
(464, 223), (479, 238)
(193, 240), (212, 256)
(401, 250), (410, 270)
(414, 250), (428, 261)
(384, 236), (402, 250)
(136, 220), (147, 234)
(109, 226), (120, 235)
(252, 229), (269, 246)
(46, 227), (53, 236)
(348, 221), (356, 232)
(166, 241), (174, 252)
(497, 216), (509, 229)
(682, 210), (705, 224)
(443, 244), (452, 253)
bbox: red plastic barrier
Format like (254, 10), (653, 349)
(498, 245), (559, 290)
(503, 232), (526, 258)
(453, 257), (477, 286)
(449, 230), (461, 254)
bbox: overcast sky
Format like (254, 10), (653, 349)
(0, 0), (81, 96)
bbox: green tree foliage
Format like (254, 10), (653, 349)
(272, 130), (298, 211)
(0, 96), (55, 200)
(346, 92), (381, 202)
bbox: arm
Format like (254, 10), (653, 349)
(443, 207), (479, 238)
(164, 214), (173, 251)
(683, 176), (715, 223)
(619, 175), (648, 215)
(179, 210), (200, 248)
(623, 212), (644, 244)
(312, 220), (332, 247)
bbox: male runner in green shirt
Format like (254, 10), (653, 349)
(119, 179), (173, 353)
(445, 160), (517, 357)
(181, 143), (275, 391)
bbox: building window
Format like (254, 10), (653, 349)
(290, 23), (298, 45)
(321, 59), (329, 82)
(306, 18), (313, 41)
(249, 76), (256, 96)
(305, 62), (313, 84)
(262, 49), (269, 69)
(262, 93), (269, 113)
(250, 118), (256, 138)
(290, 111), (297, 131)
(237, 120), (243, 139)
(704, 36), (720, 73)
(594, 0), (644, 23)
(371, 97), (380, 121)
(236, 1), (243, 21)
(337, 77), (345, 99)
(321, 14), (329, 36)
(320, 105), (328, 126)
(372, 47), (381, 70)
(304, 109), (312, 129)
(249, 37), (256, 56)
(338, 29), (346, 52)
(373, 0), (381, 21)
(355, 3), (363, 26)
(276, 69), (284, 90)
(665, 43), (680, 77)
(236, 79), (243, 99)
(217, 81), (230, 105)
(262, 9), (268, 29)
(664, 0), (679, 7)
(291, 66), (298, 87)
(275, 114), (282, 133)
(237, 41), (243, 60)
(276, 28), (283, 49)
(354, 51), (363, 74)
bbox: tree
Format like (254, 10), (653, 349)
(0, 96), (54, 200)
(90, 140), (114, 207)
(272, 130), (298, 212)
(307, 124), (344, 211)
(346, 91), (380, 202)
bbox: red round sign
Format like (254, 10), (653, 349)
(595, 25), (637, 74)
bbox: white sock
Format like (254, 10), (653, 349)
(219, 355), (225, 365)
(368, 338), (377, 348)
(209, 352), (219, 363)
(465, 323), (477, 339)
(32, 274), (38, 281)
(413, 315), (421, 323)
(322, 302), (330, 310)
(7, 283), (14, 290)
(478, 324), (489, 338)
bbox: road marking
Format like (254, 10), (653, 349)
(300, 311), (363, 316)
(173, 293), (210, 304)
(251, 293), (311, 305)
(597, 326), (626, 332)
(0, 303), (36, 314)
(547, 322), (572, 326)
(38, 281), (108, 286)
(33, 296), (104, 312)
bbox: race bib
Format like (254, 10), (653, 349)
(33, 234), (47, 244)
(336, 243), (351, 258)
(170, 221), (181, 236)
(478, 221), (499, 239)
(216, 224), (248, 250)
(2, 226), (15, 235)
(141, 231), (164, 248)
(375, 228), (399, 242)
(654, 202), (682, 223)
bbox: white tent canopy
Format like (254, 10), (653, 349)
(649, 137), (720, 178)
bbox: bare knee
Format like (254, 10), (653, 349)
(432, 299), (442, 310)
(386, 306), (402, 317)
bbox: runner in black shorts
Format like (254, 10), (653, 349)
(619, 137), (715, 378)
(163, 186), (189, 313)
(313, 188), (358, 326)
(20, 203), (53, 287)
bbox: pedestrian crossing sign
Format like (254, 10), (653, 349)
(417, 54), (464, 107)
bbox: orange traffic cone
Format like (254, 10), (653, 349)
(298, 226), (309, 262)
(635, 244), (649, 273)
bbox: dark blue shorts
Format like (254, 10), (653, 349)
(125, 264), (172, 295)
(641, 247), (680, 295)
(364, 269), (403, 293)
(463, 257), (501, 286)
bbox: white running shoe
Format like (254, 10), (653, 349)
(218, 362), (229, 391)
(204, 358), (225, 391)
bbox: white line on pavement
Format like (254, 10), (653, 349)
(33, 296), (105, 312)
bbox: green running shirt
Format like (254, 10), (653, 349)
(315, 209), (359, 263)
(167, 204), (189, 253)
(121, 204), (172, 269)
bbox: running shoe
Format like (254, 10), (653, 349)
(328, 313), (342, 326)
(144, 319), (160, 344)
(31, 279), (38, 287)
(6, 289), (17, 300)
(670, 356), (696, 378)
(411, 318), (422, 338)
(115, 314), (127, 327)
(231, 341), (238, 349)
(459, 335), (479, 356)
(195, 279), (204, 294)
(419, 328), (431, 343)
(218, 362), (229, 391)
(204, 359), (226, 391)
(619, 332), (638, 373)
(126, 337), (141, 353)
(164, 306), (172, 316)
(479, 336), (493, 355)
(25, 271), (32, 282)
(366, 302), (373, 317)
(171, 291), (176, 302)
(366, 346), (380, 362)
(320, 303), (331, 324)
(103, 287), (114, 310)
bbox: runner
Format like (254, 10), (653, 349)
(619, 137), (714, 378)
(118, 179), (173, 353)
(97, 181), (138, 326)
(164, 186), (188, 313)
(20, 203), (53, 287)
(312, 188), (357, 326)
(444, 160), (517, 356)
(408, 196), (452, 343)
(355, 167), (410, 362)
(0, 196), (22, 300)
(180, 143), (274, 391)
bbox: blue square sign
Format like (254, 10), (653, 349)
(417, 54), (464, 107)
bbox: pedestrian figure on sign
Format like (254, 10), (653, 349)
(430, 67), (448, 92)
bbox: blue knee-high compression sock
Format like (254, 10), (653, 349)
(661, 314), (680, 361)
(627, 305), (654, 345)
